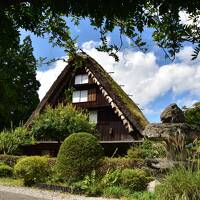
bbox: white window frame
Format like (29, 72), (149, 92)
(75, 74), (88, 85)
(72, 91), (80, 103)
(80, 90), (88, 102)
(72, 90), (88, 103)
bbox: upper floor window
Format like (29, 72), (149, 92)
(72, 89), (96, 103)
(72, 90), (88, 103)
(74, 74), (88, 85)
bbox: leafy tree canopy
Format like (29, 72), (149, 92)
(0, 126), (34, 155)
(0, 0), (200, 60)
(31, 104), (96, 142)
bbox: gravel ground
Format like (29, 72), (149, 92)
(0, 185), (117, 200)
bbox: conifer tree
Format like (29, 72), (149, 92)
(0, 36), (40, 130)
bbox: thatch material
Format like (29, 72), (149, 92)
(26, 52), (149, 135)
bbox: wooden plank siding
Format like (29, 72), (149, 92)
(45, 67), (135, 142)
(97, 108), (134, 141)
(88, 88), (96, 101)
(72, 84), (134, 142)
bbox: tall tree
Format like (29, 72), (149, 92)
(0, 36), (40, 130)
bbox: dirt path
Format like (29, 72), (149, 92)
(0, 185), (117, 200)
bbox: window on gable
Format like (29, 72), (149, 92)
(72, 90), (88, 103)
(89, 110), (98, 124)
(75, 74), (88, 85)
(80, 90), (88, 102)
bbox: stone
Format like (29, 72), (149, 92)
(145, 158), (177, 169)
(143, 123), (200, 161)
(160, 103), (185, 123)
(142, 123), (200, 141)
(147, 180), (161, 192)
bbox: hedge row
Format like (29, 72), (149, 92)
(0, 154), (56, 167)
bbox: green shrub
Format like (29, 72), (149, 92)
(127, 147), (144, 160)
(0, 126), (34, 155)
(75, 169), (122, 196)
(127, 139), (166, 159)
(14, 156), (51, 186)
(155, 167), (200, 200)
(98, 157), (144, 175)
(103, 186), (131, 198)
(184, 102), (200, 126)
(0, 155), (23, 167)
(31, 104), (95, 141)
(0, 163), (13, 177)
(120, 168), (149, 191)
(56, 132), (104, 181)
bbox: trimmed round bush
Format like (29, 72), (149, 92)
(0, 162), (13, 177)
(56, 132), (104, 181)
(120, 168), (149, 191)
(14, 156), (51, 186)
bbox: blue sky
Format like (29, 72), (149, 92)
(20, 18), (200, 122)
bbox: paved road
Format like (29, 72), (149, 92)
(0, 191), (48, 200)
(0, 185), (117, 200)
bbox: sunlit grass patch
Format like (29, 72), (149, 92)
(0, 178), (23, 186)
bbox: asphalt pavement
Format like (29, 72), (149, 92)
(0, 191), (48, 200)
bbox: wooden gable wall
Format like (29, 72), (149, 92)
(46, 67), (137, 142)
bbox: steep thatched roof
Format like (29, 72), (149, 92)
(26, 52), (149, 134)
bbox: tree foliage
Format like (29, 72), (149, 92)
(0, 36), (40, 130)
(31, 104), (96, 142)
(0, 126), (34, 155)
(0, 1), (200, 60)
(184, 102), (200, 126)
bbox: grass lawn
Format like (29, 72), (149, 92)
(0, 178), (24, 187)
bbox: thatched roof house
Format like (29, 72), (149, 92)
(26, 52), (148, 154)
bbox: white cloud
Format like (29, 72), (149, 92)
(133, 63), (200, 105)
(81, 41), (200, 108)
(36, 41), (200, 117)
(36, 59), (67, 100)
(81, 40), (99, 50)
(176, 46), (194, 63)
(177, 97), (199, 108)
(179, 11), (200, 28)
